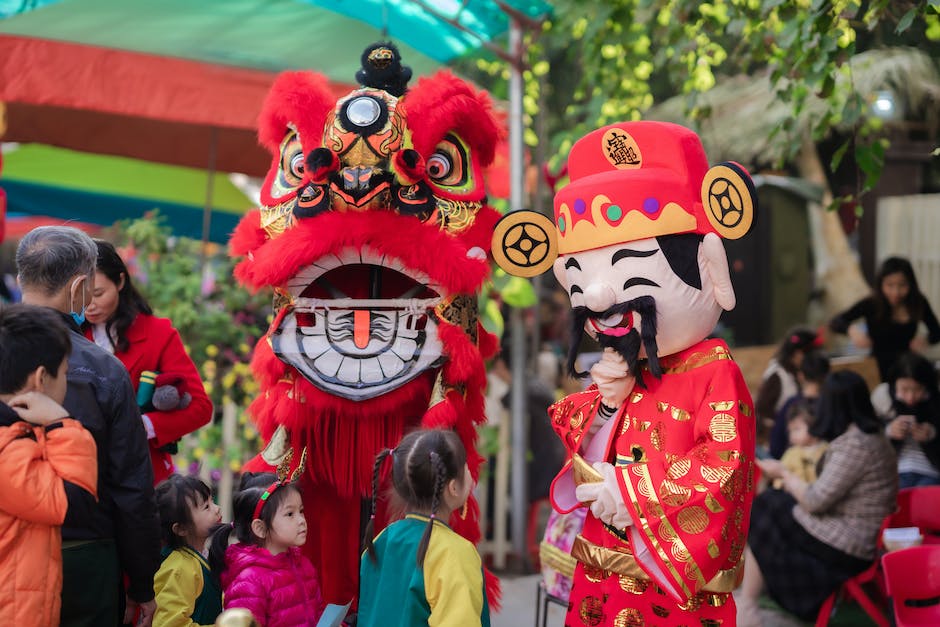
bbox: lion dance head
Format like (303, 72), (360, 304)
(230, 42), (501, 604)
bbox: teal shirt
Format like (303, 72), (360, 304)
(359, 514), (490, 627)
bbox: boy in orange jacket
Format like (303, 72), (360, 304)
(0, 304), (98, 627)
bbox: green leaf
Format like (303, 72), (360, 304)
(500, 276), (537, 308)
(896, 8), (917, 34)
(480, 297), (505, 338)
(830, 139), (850, 171)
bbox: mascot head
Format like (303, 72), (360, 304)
(232, 42), (500, 415)
(493, 121), (756, 383)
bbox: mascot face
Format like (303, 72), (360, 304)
(233, 45), (499, 403)
(553, 234), (730, 378)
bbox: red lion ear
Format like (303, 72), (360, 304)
(405, 71), (500, 168)
(258, 71), (337, 152)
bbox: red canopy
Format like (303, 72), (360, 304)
(0, 35), (353, 176)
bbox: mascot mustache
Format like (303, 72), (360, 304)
(567, 296), (661, 387)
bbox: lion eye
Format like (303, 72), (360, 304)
(427, 153), (452, 181)
(290, 153), (306, 179)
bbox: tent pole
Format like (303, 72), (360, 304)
(508, 17), (529, 571)
(199, 128), (218, 274)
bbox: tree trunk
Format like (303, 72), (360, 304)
(795, 132), (871, 325)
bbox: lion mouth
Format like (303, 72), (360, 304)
(271, 246), (445, 400)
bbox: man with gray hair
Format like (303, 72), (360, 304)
(16, 226), (160, 627)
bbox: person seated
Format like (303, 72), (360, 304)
(871, 351), (940, 488)
(739, 371), (898, 625)
(830, 256), (940, 382)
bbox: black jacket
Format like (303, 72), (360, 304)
(57, 311), (160, 603)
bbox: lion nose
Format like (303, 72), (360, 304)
(342, 166), (373, 191)
(583, 283), (617, 313)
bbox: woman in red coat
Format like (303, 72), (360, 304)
(84, 240), (213, 484)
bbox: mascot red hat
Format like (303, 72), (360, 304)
(556, 121), (754, 252)
(493, 121), (755, 276)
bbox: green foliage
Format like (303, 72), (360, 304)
(461, 0), (939, 205)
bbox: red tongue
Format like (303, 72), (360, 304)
(354, 310), (371, 348)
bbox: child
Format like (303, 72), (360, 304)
(0, 304), (97, 627)
(754, 328), (821, 456)
(154, 474), (224, 626)
(208, 465), (324, 626)
(777, 400), (828, 485)
(359, 428), (490, 627)
(769, 350), (831, 459)
(871, 352), (940, 487)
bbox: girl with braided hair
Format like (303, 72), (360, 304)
(358, 429), (490, 627)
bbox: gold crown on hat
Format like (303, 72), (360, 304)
(554, 195), (697, 255)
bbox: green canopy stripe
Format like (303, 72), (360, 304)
(2, 145), (252, 214)
(2, 179), (241, 243)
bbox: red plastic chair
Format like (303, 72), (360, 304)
(814, 558), (889, 627)
(815, 514), (892, 627)
(908, 485), (940, 542)
(881, 545), (940, 626)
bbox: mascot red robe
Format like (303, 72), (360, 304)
(492, 122), (757, 626)
(230, 43), (500, 606)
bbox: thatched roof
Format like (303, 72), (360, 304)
(646, 47), (940, 168)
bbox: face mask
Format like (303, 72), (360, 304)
(69, 276), (87, 326)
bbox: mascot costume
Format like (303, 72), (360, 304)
(492, 122), (757, 626)
(230, 43), (501, 606)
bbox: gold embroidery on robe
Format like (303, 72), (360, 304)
(613, 608), (646, 627)
(709, 413), (737, 442)
(571, 535), (742, 593)
(677, 506), (710, 534)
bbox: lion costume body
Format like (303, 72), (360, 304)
(230, 44), (500, 606)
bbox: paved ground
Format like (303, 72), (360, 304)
(490, 574), (811, 627)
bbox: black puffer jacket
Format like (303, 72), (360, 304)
(57, 312), (160, 603)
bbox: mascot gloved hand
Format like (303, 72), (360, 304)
(589, 348), (634, 408)
(575, 461), (633, 529)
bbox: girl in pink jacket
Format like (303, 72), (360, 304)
(209, 472), (324, 626)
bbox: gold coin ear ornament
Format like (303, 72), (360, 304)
(701, 161), (757, 240)
(490, 210), (558, 278)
